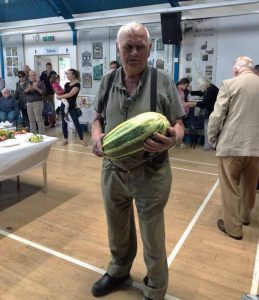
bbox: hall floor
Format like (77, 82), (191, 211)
(0, 126), (258, 300)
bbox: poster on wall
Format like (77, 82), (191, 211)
(92, 42), (103, 59)
(93, 64), (103, 80)
(181, 18), (219, 89)
(5, 46), (19, 77)
(82, 72), (92, 88)
(82, 51), (92, 67)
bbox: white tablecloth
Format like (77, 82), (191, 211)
(0, 136), (58, 181)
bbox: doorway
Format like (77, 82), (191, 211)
(34, 54), (70, 108)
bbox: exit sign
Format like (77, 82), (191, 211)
(42, 36), (55, 42)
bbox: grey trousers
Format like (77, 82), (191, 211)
(27, 101), (45, 134)
(218, 156), (259, 237)
(101, 157), (172, 300)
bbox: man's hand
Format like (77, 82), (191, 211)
(144, 119), (184, 153)
(144, 126), (177, 153)
(91, 133), (106, 157)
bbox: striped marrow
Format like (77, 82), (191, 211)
(103, 112), (170, 160)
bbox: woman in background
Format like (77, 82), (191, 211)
(56, 69), (86, 146)
(189, 76), (219, 151)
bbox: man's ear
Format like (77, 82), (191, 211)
(116, 42), (120, 54)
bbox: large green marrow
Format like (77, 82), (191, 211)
(103, 112), (170, 160)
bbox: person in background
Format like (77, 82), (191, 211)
(253, 64), (259, 75)
(109, 60), (120, 70)
(253, 64), (259, 191)
(40, 62), (57, 127)
(24, 71), (45, 134)
(15, 71), (30, 128)
(0, 88), (18, 123)
(188, 76), (219, 151)
(176, 78), (191, 148)
(176, 77), (191, 118)
(49, 74), (69, 121)
(91, 22), (184, 300)
(208, 56), (259, 240)
(23, 64), (31, 80)
(56, 68), (86, 146)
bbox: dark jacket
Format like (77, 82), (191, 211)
(15, 80), (30, 110)
(196, 84), (219, 119)
(40, 70), (56, 95)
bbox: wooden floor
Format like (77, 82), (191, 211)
(0, 126), (258, 300)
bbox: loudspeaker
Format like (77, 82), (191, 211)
(160, 12), (182, 45)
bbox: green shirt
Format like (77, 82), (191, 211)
(94, 66), (184, 134)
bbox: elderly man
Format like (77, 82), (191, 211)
(208, 56), (259, 240)
(91, 22), (184, 300)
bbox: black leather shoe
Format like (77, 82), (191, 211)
(92, 273), (130, 297)
(217, 219), (242, 240)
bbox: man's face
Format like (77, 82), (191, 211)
(29, 72), (37, 82)
(116, 29), (151, 76)
(110, 64), (118, 70)
(2, 90), (10, 98)
(46, 64), (52, 72)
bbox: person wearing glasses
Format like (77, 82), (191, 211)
(91, 22), (184, 300)
(15, 70), (30, 128)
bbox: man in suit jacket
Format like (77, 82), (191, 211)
(208, 56), (259, 240)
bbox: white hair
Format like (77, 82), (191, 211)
(234, 56), (253, 71)
(2, 88), (10, 94)
(197, 76), (211, 92)
(116, 22), (150, 43)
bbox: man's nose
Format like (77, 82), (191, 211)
(130, 47), (138, 55)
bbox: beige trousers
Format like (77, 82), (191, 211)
(27, 101), (45, 134)
(218, 156), (259, 237)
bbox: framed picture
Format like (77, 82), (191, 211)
(6, 47), (12, 56)
(93, 64), (103, 80)
(82, 72), (92, 88)
(92, 42), (103, 59)
(156, 38), (164, 51)
(156, 59), (164, 70)
(82, 51), (92, 67)
(12, 46), (18, 56)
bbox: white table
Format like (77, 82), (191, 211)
(0, 136), (58, 193)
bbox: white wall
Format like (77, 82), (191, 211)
(180, 13), (259, 89)
(216, 14), (259, 86)
(23, 31), (77, 77)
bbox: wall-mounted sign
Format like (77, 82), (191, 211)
(44, 48), (58, 54)
(42, 36), (55, 42)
